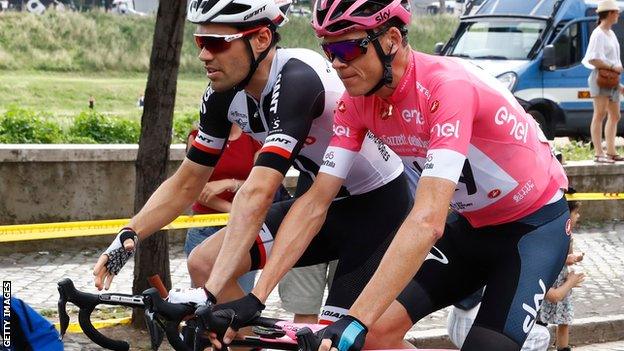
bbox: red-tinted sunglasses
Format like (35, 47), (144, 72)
(320, 28), (388, 63)
(194, 27), (263, 54)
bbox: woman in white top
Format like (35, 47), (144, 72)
(582, 0), (624, 163)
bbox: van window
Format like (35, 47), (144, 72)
(449, 20), (546, 60)
(551, 22), (582, 68)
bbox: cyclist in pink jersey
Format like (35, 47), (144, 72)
(225, 1), (570, 351)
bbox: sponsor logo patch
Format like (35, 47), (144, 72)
(332, 124), (351, 137)
(322, 151), (336, 168)
(488, 189), (502, 199)
(337, 100), (346, 113)
(269, 74), (282, 114)
(430, 100), (440, 113)
(494, 106), (529, 143)
(565, 218), (572, 236)
(522, 279), (546, 333)
(402, 109), (425, 124)
(431, 120), (460, 138)
(375, 9), (390, 22)
(243, 5), (266, 21)
(380, 104), (393, 120)
(513, 180), (535, 203)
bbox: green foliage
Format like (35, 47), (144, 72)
(558, 139), (624, 161)
(69, 110), (140, 143)
(559, 140), (594, 161)
(0, 71), (206, 120)
(0, 106), (199, 144)
(173, 111), (199, 144)
(0, 11), (457, 73)
(0, 106), (64, 143)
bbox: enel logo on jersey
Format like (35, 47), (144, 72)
(431, 121), (460, 138)
(494, 106), (529, 143)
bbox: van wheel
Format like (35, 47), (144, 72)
(528, 110), (554, 139)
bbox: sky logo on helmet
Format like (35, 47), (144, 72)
(375, 9), (391, 23)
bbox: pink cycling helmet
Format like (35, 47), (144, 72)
(312, 0), (412, 37)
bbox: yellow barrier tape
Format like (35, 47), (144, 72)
(566, 192), (624, 201)
(0, 214), (229, 243)
(0, 193), (621, 242)
(54, 317), (131, 333)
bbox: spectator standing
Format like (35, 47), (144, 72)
(184, 124), (261, 293)
(582, 0), (624, 163)
(279, 261), (338, 323)
(537, 193), (585, 351)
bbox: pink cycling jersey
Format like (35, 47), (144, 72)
(320, 50), (568, 227)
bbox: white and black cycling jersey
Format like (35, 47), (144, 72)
(187, 48), (403, 196)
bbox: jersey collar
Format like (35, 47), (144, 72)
(387, 51), (416, 105)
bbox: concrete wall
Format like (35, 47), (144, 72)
(0, 145), (185, 224)
(0, 146), (622, 226)
(565, 160), (624, 222)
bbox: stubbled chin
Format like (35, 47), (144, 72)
(344, 84), (367, 97)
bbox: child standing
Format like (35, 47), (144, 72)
(537, 191), (586, 351)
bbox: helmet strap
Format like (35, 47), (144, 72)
(365, 29), (396, 97)
(234, 30), (274, 92)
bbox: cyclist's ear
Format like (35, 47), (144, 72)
(383, 27), (403, 54)
(251, 27), (273, 53)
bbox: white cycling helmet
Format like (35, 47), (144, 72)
(187, 0), (291, 28)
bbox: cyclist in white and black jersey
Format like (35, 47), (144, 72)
(92, 0), (412, 332)
(191, 47), (400, 197)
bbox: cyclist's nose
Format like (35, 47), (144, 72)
(331, 57), (347, 69)
(198, 47), (215, 61)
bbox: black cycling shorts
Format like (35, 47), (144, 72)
(397, 196), (570, 350)
(249, 173), (412, 320)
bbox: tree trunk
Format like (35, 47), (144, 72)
(439, 0), (446, 14)
(131, 0), (187, 329)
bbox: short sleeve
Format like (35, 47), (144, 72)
(254, 59), (326, 175)
(186, 86), (235, 167)
(583, 29), (609, 69)
(319, 93), (367, 179)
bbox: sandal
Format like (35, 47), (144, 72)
(594, 155), (615, 163)
(607, 153), (624, 161)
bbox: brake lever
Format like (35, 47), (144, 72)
(57, 286), (70, 339)
(142, 287), (196, 351)
(57, 278), (133, 351)
(144, 307), (165, 351)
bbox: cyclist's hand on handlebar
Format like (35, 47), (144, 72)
(317, 315), (367, 351)
(202, 293), (265, 348)
(93, 228), (138, 290)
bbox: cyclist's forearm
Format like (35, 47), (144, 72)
(197, 196), (232, 213)
(349, 176), (455, 327)
(205, 185), (274, 296)
(349, 219), (437, 327)
(252, 197), (328, 302)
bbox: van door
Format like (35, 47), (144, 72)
(541, 19), (594, 135)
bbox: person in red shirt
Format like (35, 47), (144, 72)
(185, 124), (261, 292)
